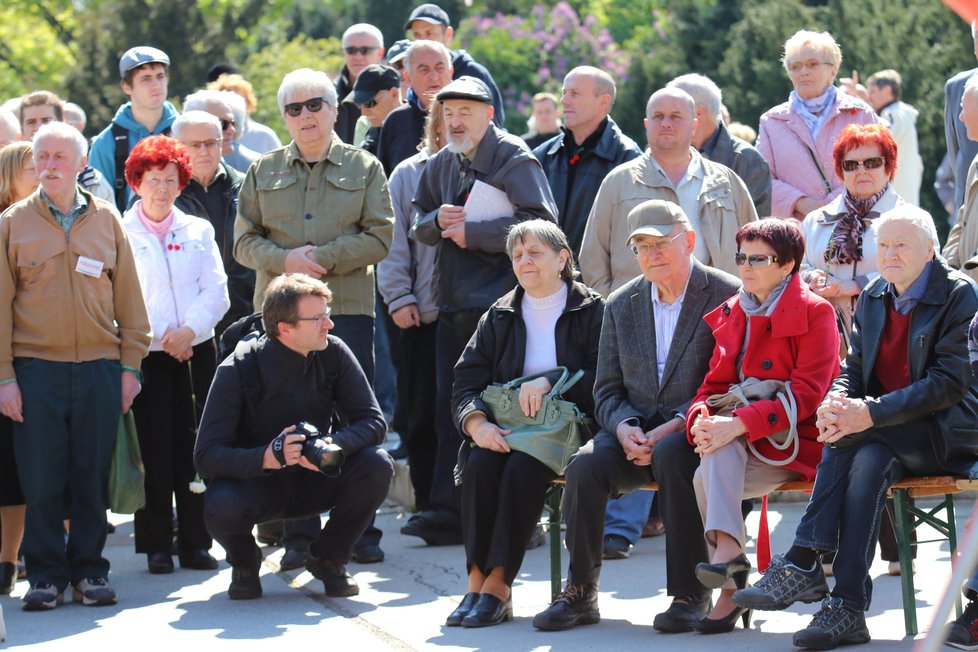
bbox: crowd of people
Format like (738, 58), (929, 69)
(2, 6), (978, 650)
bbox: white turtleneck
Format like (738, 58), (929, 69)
(521, 283), (567, 376)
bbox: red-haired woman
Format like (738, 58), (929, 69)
(686, 219), (840, 634)
(799, 123), (939, 356)
(123, 135), (229, 574)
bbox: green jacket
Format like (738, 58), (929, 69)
(233, 137), (394, 316)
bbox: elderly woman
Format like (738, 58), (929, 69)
(757, 30), (877, 219)
(123, 135), (230, 574)
(687, 218), (840, 634)
(734, 208), (978, 650)
(448, 220), (603, 628)
(0, 141), (37, 594)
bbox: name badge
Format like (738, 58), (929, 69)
(75, 256), (104, 278)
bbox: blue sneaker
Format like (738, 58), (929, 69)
(732, 553), (828, 611)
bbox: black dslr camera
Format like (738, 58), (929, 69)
(296, 421), (345, 472)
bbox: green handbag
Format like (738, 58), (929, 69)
(108, 410), (146, 514)
(478, 366), (592, 475)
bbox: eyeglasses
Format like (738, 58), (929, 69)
(735, 253), (780, 268)
(294, 308), (332, 325)
(283, 97), (330, 117)
(840, 157), (885, 172)
(220, 119), (236, 132)
(628, 231), (685, 256)
(183, 138), (223, 150)
(344, 46), (379, 56)
(787, 60), (833, 73)
(359, 98), (379, 109)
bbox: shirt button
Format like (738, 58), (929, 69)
(305, 213), (313, 220)
(768, 414), (777, 424)
(657, 402), (664, 409)
(761, 359), (773, 370)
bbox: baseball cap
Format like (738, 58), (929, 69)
(386, 39), (412, 67)
(404, 3), (451, 30)
(119, 46), (170, 78)
(346, 65), (401, 105)
(625, 200), (692, 243)
(436, 76), (492, 104)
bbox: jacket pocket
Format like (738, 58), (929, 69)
(255, 172), (300, 225)
(15, 242), (64, 302)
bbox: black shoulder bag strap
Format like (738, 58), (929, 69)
(111, 123), (129, 211)
(803, 144), (833, 195)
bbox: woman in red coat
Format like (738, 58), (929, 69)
(686, 218), (840, 633)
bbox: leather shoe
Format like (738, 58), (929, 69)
(653, 593), (712, 632)
(352, 543), (385, 564)
(279, 547), (308, 571)
(642, 515), (666, 538)
(228, 565), (262, 600)
(0, 561), (17, 594)
(446, 592), (479, 626)
(461, 593), (513, 628)
(532, 582), (599, 631)
(306, 552), (359, 597)
(179, 549), (218, 570)
(695, 553), (751, 589)
(400, 510), (463, 546)
(147, 553), (175, 575)
(602, 534), (630, 560)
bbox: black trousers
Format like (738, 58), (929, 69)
(396, 321), (438, 511)
(564, 429), (708, 596)
(430, 309), (484, 517)
(131, 343), (217, 554)
(462, 448), (557, 585)
(204, 447), (393, 567)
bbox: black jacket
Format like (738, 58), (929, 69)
(174, 162), (253, 329)
(452, 280), (604, 436)
(701, 122), (772, 217)
(533, 118), (642, 256)
(452, 49), (505, 127)
(194, 334), (386, 480)
(334, 67), (360, 146)
(836, 258), (978, 475)
(377, 99), (426, 177)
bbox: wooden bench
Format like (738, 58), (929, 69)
(543, 475), (978, 636)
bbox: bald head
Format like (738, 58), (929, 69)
(646, 87), (695, 119)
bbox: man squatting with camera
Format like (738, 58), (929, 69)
(194, 274), (394, 600)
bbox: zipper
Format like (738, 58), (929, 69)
(162, 231), (181, 329)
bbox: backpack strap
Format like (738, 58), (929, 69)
(233, 336), (264, 418)
(111, 122), (129, 212)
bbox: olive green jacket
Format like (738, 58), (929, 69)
(233, 137), (394, 316)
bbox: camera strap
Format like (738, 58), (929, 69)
(270, 431), (290, 468)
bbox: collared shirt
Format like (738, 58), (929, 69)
(42, 187), (88, 235)
(649, 260), (694, 381)
(890, 259), (935, 315)
(651, 151), (707, 263)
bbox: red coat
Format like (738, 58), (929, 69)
(686, 273), (840, 480)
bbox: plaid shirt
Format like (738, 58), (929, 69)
(42, 187), (88, 235)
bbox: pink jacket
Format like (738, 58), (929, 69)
(757, 92), (878, 218)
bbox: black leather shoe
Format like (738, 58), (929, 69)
(279, 547), (308, 571)
(532, 582), (600, 631)
(306, 552), (359, 597)
(695, 554), (751, 589)
(352, 543), (385, 564)
(602, 534), (631, 560)
(446, 592), (479, 626)
(147, 553), (175, 575)
(179, 549), (218, 570)
(461, 593), (513, 628)
(0, 561), (16, 594)
(653, 593), (713, 632)
(228, 565), (262, 599)
(400, 510), (463, 546)
(694, 604), (752, 634)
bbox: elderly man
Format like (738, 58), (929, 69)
(866, 70), (923, 206)
(945, 75), (978, 281)
(667, 74), (772, 217)
(184, 90), (259, 174)
(172, 110), (251, 335)
(533, 66), (641, 257)
(734, 207), (978, 650)
(580, 87), (757, 297)
(376, 40), (453, 176)
(0, 122), (151, 610)
(407, 76), (557, 545)
(533, 200), (739, 632)
(404, 2), (504, 125)
(334, 24), (386, 145)
(348, 64), (403, 157)
(90, 46), (178, 212)
(945, 21), (978, 219)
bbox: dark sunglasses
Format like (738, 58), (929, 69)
(284, 97), (329, 117)
(220, 118), (236, 131)
(359, 98), (379, 109)
(735, 253), (780, 268)
(344, 46), (379, 56)
(840, 156), (884, 172)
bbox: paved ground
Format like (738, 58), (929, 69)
(0, 491), (970, 651)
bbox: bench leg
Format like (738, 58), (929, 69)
(892, 488), (917, 636)
(547, 485), (564, 602)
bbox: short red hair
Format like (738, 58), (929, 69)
(124, 135), (192, 191)
(832, 123), (898, 181)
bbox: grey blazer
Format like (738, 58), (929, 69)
(593, 259), (740, 433)
(945, 68), (978, 213)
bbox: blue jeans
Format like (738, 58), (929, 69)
(604, 491), (655, 543)
(793, 421), (943, 611)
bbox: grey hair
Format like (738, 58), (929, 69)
(63, 102), (86, 128)
(276, 69), (337, 113)
(183, 89), (231, 115)
(506, 219), (576, 282)
(646, 87), (696, 119)
(171, 110), (222, 140)
(219, 90), (247, 141)
(565, 66), (617, 107)
(0, 107), (19, 141)
(33, 121), (88, 159)
(782, 30), (843, 69)
(876, 206), (938, 248)
(404, 40), (452, 71)
(667, 73), (722, 123)
(343, 23), (384, 48)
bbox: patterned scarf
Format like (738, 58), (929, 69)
(789, 85), (836, 141)
(822, 186), (888, 265)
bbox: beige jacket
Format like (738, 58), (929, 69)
(579, 149), (758, 297)
(0, 189), (151, 379)
(946, 158), (978, 282)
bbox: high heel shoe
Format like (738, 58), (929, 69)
(446, 592), (479, 627)
(694, 569), (752, 634)
(695, 553), (751, 589)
